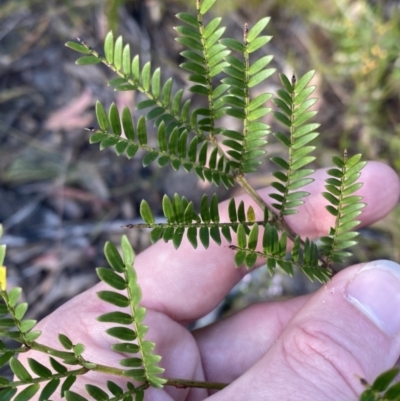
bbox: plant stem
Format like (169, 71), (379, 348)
(165, 377), (228, 390)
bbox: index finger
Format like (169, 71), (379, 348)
(135, 161), (399, 323)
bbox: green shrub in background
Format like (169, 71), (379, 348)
(0, 0), (398, 399)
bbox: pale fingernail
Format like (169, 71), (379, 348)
(346, 260), (400, 336)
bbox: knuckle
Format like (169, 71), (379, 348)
(280, 320), (362, 392)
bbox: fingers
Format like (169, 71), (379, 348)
(135, 161), (399, 322)
(207, 260), (400, 400)
(193, 295), (311, 383)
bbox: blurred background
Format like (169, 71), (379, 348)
(1, 0), (400, 326)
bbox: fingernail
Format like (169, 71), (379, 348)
(346, 260), (400, 336)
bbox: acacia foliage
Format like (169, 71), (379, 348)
(0, 0), (383, 399)
(66, 0), (365, 279)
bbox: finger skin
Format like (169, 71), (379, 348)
(205, 263), (400, 401)
(193, 295), (310, 383)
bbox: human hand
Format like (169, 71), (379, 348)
(20, 161), (400, 400)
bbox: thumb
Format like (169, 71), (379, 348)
(211, 260), (400, 400)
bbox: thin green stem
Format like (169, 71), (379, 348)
(1, 368), (88, 389)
